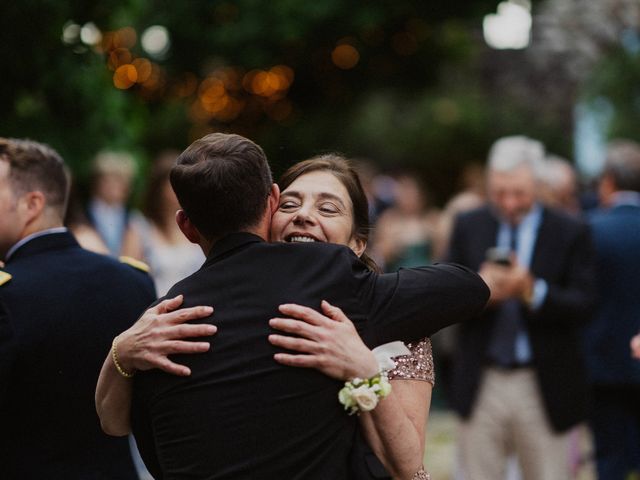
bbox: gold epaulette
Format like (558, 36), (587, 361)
(0, 271), (12, 286)
(119, 256), (150, 273)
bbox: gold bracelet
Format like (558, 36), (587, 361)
(111, 336), (135, 378)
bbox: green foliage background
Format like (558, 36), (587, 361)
(1, 0), (635, 203)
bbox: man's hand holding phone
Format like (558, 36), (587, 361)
(479, 247), (534, 306)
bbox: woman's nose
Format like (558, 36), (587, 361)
(293, 208), (315, 225)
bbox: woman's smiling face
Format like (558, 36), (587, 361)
(270, 170), (365, 256)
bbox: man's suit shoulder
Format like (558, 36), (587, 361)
(245, 240), (364, 272)
(78, 248), (153, 281)
(5, 246), (154, 296)
(543, 206), (586, 226)
(589, 205), (640, 225)
(165, 240), (363, 300)
(88, 252), (155, 296)
(540, 207), (591, 242)
(455, 205), (492, 224)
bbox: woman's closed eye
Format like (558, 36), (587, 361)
(279, 200), (300, 211)
(318, 202), (341, 215)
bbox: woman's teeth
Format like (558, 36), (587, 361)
(289, 236), (316, 243)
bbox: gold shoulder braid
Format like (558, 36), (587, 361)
(0, 271), (12, 286)
(119, 256), (150, 273)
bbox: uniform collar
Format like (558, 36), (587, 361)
(5, 229), (78, 263)
(204, 232), (265, 266)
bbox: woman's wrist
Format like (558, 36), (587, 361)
(346, 350), (379, 381)
(338, 371), (392, 415)
(111, 335), (136, 378)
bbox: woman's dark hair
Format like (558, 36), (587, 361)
(279, 154), (380, 272)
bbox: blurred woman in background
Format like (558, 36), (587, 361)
(122, 152), (204, 296)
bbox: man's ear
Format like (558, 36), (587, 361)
(175, 210), (201, 244)
(21, 191), (46, 224)
(268, 183), (280, 215)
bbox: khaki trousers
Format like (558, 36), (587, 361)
(457, 368), (570, 480)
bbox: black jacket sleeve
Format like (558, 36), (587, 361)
(356, 261), (489, 347)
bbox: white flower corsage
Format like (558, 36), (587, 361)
(338, 372), (392, 415)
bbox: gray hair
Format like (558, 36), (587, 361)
(604, 139), (640, 192)
(541, 155), (576, 190)
(487, 136), (546, 179)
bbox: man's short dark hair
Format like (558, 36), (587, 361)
(604, 140), (640, 193)
(170, 133), (273, 241)
(0, 138), (69, 215)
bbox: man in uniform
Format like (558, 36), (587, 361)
(0, 138), (155, 478)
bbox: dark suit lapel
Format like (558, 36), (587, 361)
(473, 208), (500, 268)
(530, 208), (553, 276)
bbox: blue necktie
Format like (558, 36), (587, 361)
(487, 227), (526, 367)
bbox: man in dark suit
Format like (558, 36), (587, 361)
(100, 133), (489, 479)
(584, 140), (640, 479)
(447, 136), (596, 479)
(0, 138), (156, 479)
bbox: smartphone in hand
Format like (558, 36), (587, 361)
(485, 247), (512, 266)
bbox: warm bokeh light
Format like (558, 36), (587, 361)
(216, 96), (245, 122)
(132, 58), (152, 83)
(139, 63), (164, 90)
(270, 65), (294, 89)
(117, 27), (138, 49)
(100, 27), (137, 52)
(194, 72), (246, 122)
(331, 44), (360, 69)
(203, 94), (230, 114)
(483, 0), (532, 50)
(242, 70), (259, 93)
(189, 99), (213, 123)
(251, 71), (277, 96)
(242, 66), (293, 97)
(199, 77), (226, 103)
(113, 64), (137, 89)
(108, 48), (133, 71)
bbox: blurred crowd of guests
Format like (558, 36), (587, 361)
(56, 134), (639, 480)
(65, 150), (204, 297)
(356, 136), (640, 480)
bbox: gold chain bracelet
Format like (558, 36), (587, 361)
(111, 336), (135, 378)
